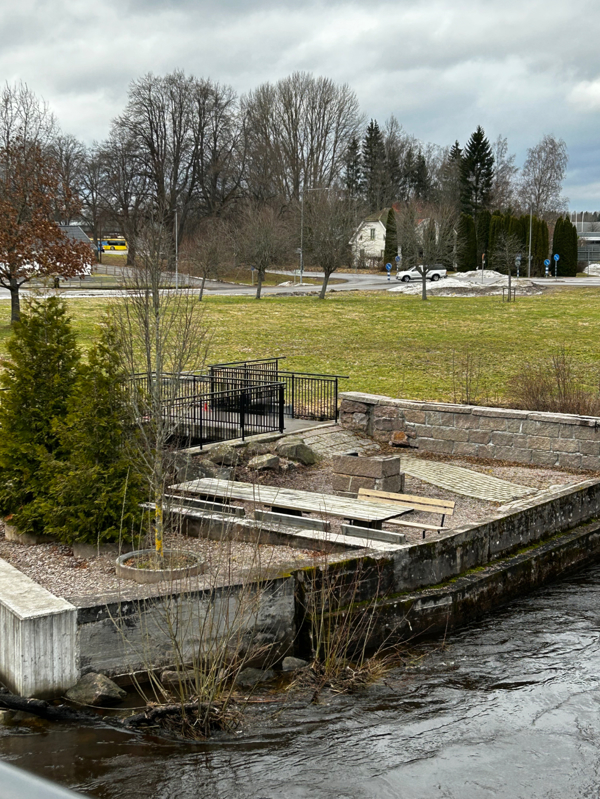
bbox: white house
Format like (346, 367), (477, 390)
(350, 209), (389, 267)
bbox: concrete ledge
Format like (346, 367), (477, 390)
(0, 559), (77, 697)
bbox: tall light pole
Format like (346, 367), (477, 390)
(174, 207), (179, 291)
(527, 205), (533, 278)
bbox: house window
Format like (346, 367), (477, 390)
(370, 228), (375, 240)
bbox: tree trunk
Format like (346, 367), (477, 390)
(319, 271), (331, 300)
(255, 271), (263, 300)
(421, 270), (428, 301)
(10, 278), (20, 323)
(199, 274), (206, 301)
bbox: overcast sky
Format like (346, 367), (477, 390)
(2, 0), (599, 208)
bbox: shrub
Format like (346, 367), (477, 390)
(0, 297), (80, 535)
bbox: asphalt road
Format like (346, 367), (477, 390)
(2, 271), (600, 301)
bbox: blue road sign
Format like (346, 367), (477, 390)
(395, 255), (400, 262)
(544, 259), (551, 267)
(554, 253), (560, 261)
(385, 263), (392, 271)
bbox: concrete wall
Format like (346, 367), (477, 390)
(0, 560), (77, 698)
(339, 392), (600, 471)
(76, 577), (295, 678)
(390, 478), (600, 592)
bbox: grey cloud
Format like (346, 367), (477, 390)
(1, 0), (600, 206)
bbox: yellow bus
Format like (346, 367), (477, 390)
(101, 237), (128, 251)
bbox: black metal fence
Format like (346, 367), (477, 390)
(167, 381), (285, 446)
(208, 359), (346, 421)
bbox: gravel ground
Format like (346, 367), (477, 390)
(0, 523), (327, 605)
(0, 440), (593, 600)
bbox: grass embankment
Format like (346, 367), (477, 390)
(1, 289), (600, 402)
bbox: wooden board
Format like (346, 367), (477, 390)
(171, 478), (414, 524)
(358, 488), (454, 516)
(387, 518), (447, 532)
(358, 487), (455, 511)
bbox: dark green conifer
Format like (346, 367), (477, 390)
(383, 208), (398, 266)
(460, 126), (495, 218)
(0, 297), (80, 535)
(45, 318), (145, 545)
(456, 213), (477, 271)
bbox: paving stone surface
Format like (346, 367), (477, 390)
(301, 426), (380, 457)
(399, 456), (537, 502)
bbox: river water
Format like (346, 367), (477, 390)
(3, 563), (600, 799)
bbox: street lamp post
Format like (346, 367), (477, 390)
(174, 208), (179, 291)
(528, 205), (533, 278)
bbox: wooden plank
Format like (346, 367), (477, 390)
(163, 494), (245, 517)
(254, 510), (330, 532)
(387, 518), (447, 532)
(358, 489), (454, 516)
(340, 524), (406, 545)
(358, 488), (455, 511)
(171, 479), (414, 523)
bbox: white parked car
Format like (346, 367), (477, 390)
(396, 266), (447, 282)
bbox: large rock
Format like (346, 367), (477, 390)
(281, 656), (309, 672)
(276, 438), (319, 466)
(235, 668), (276, 689)
(66, 673), (126, 707)
(208, 444), (238, 466)
(248, 454), (280, 471)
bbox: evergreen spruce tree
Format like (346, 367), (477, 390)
(0, 297), (80, 535)
(438, 141), (463, 212)
(569, 218), (580, 274)
(456, 213), (477, 271)
(383, 208), (398, 266)
(45, 318), (145, 545)
(460, 126), (495, 218)
(361, 120), (388, 212)
(344, 136), (362, 200)
(413, 153), (431, 202)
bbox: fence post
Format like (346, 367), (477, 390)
(240, 389), (247, 440)
(279, 383), (285, 433)
(291, 373), (295, 419)
(335, 377), (339, 421)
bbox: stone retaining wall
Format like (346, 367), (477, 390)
(340, 392), (600, 470)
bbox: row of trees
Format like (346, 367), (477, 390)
(0, 73), (575, 317)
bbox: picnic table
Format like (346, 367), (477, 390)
(169, 478), (413, 529)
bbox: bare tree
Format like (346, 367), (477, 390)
(304, 189), (355, 299)
(491, 135), (518, 211)
(114, 215), (211, 556)
(99, 127), (150, 265)
(114, 71), (245, 246)
(492, 231), (522, 299)
(519, 134), (568, 217)
(237, 203), (291, 299)
(419, 211), (454, 300)
(243, 72), (361, 203)
(180, 218), (231, 300)
(50, 133), (86, 225)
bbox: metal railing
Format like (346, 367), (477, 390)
(167, 381), (285, 446)
(208, 360), (347, 421)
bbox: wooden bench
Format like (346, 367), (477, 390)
(357, 488), (455, 539)
(254, 510), (330, 532)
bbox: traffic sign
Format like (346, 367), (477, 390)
(544, 259), (550, 267)
(395, 255), (400, 262)
(553, 254), (560, 261)
(385, 263), (392, 271)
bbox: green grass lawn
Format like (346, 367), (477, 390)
(1, 288), (599, 402)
